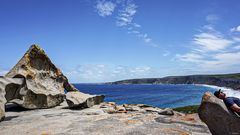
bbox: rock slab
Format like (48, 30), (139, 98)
(66, 91), (104, 108)
(0, 77), (23, 121)
(198, 92), (240, 135)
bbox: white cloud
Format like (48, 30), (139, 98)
(64, 64), (159, 83)
(176, 21), (240, 74)
(214, 52), (240, 65)
(230, 25), (240, 32)
(128, 30), (140, 34)
(94, 0), (158, 47)
(95, 0), (116, 17)
(233, 37), (240, 42)
(144, 38), (152, 43)
(176, 51), (240, 73)
(0, 70), (8, 76)
(163, 51), (170, 57)
(132, 23), (141, 28)
(193, 32), (233, 52)
(116, 2), (137, 26)
(176, 53), (204, 63)
(206, 14), (219, 23)
(233, 45), (240, 50)
(199, 52), (240, 71)
(0, 68), (8, 76)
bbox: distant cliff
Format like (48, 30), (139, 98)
(110, 73), (240, 90)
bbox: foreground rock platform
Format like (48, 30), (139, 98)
(0, 102), (210, 135)
(199, 92), (240, 135)
(4, 44), (104, 109)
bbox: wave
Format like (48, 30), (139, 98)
(199, 84), (240, 98)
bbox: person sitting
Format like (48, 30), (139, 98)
(214, 89), (240, 116)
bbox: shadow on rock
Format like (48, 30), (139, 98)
(4, 116), (19, 121)
(5, 103), (29, 112)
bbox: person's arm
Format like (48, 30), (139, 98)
(230, 104), (240, 112)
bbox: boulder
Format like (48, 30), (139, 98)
(0, 77), (24, 121)
(158, 108), (174, 116)
(5, 44), (104, 109)
(198, 92), (240, 135)
(66, 91), (104, 108)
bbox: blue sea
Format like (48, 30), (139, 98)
(73, 84), (218, 108)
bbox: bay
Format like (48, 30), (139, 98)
(73, 84), (217, 108)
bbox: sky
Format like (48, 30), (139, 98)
(0, 0), (240, 83)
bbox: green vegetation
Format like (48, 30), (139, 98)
(173, 105), (199, 114)
(209, 73), (240, 79)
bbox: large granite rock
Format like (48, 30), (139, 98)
(198, 92), (240, 135)
(0, 77), (24, 121)
(5, 44), (104, 109)
(66, 91), (104, 108)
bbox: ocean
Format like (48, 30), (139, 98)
(73, 84), (237, 108)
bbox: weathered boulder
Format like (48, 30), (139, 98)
(198, 92), (240, 135)
(158, 108), (174, 116)
(66, 91), (104, 108)
(5, 44), (104, 109)
(0, 77), (24, 121)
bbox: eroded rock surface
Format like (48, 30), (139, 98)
(0, 102), (210, 135)
(5, 45), (104, 109)
(0, 77), (23, 121)
(198, 92), (240, 135)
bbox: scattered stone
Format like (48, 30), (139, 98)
(5, 45), (104, 109)
(198, 92), (240, 135)
(102, 107), (117, 114)
(66, 91), (104, 108)
(0, 77), (24, 121)
(144, 107), (162, 112)
(115, 105), (127, 113)
(124, 106), (142, 112)
(158, 108), (174, 116)
(100, 102), (116, 108)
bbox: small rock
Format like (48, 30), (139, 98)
(124, 106), (142, 112)
(100, 102), (116, 108)
(115, 105), (127, 113)
(158, 108), (174, 116)
(144, 107), (162, 112)
(102, 107), (117, 114)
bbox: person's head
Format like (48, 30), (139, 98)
(214, 89), (226, 99)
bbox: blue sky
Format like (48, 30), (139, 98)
(0, 0), (240, 83)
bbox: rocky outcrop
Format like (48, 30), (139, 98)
(0, 102), (211, 135)
(5, 44), (104, 109)
(0, 77), (24, 121)
(198, 92), (240, 135)
(66, 91), (104, 108)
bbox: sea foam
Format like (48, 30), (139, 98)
(200, 84), (240, 98)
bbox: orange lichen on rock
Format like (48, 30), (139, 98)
(161, 128), (190, 135)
